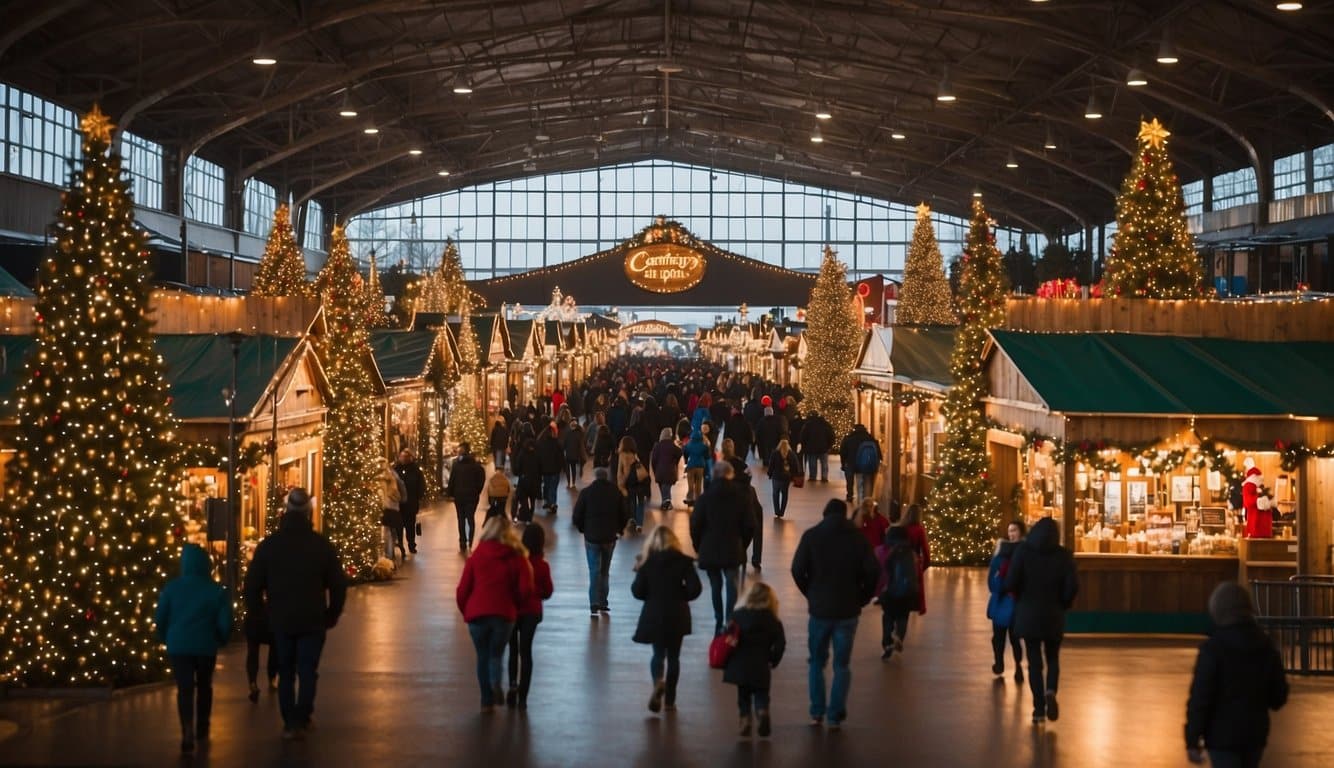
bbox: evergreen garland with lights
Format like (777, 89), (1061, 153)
(314, 224), (383, 579)
(926, 199), (1006, 565)
(0, 107), (181, 687)
(449, 304), (490, 458)
(801, 246), (862, 440)
(251, 203), (311, 297)
(1103, 119), (1206, 299)
(896, 203), (957, 326)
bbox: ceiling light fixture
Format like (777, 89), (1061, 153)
(535, 129), (551, 142)
(810, 124), (824, 143)
(1084, 90), (1103, 119)
(452, 76), (474, 94)
(523, 160), (537, 172)
(890, 127), (907, 140)
(1043, 125), (1057, 150)
(850, 167), (862, 177)
(1156, 31), (1179, 64)
(408, 149), (423, 156)
(815, 102), (833, 120)
(437, 169), (450, 176)
(338, 93), (357, 118)
(937, 66), (957, 102)
(972, 187), (983, 198)
(363, 126), (379, 135)
(1005, 150), (1019, 169)
(252, 54), (277, 66)
(1126, 67), (1148, 87)
(1275, 2), (1302, 11)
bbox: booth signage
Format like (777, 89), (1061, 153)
(622, 319), (682, 338)
(624, 243), (706, 293)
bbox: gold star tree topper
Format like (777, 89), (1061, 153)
(80, 104), (114, 144)
(1138, 118), (1171, 150)
(915, 202), (931, 219)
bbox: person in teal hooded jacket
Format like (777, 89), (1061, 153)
(155, 543), (232, 754)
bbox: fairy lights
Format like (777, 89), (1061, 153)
(801, 247), (862, 440)
(251, 203), (312, 299)
(896, 202), (958, 326)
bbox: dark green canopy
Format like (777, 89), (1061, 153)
(369, 330), (438, 383)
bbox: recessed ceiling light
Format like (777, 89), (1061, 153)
(409, 149), (423, 156)
(363, 127), (379, 135)
(437, 169), (450, 176)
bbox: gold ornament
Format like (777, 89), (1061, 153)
(1138, 118), (1171, 150)
(80, 105), (115, 144)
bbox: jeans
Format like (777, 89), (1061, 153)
(686, 468), (704, 502)
(1207, 749), (1264, 768)
(992, 623), (1022, 672)
(705, 567), (740, 633)
(399, 501), (419, 552)
(658, 482), (674, 508)
(246, 638), (277, 686)
(513, 489), (535, 522)
(585, 541), (615, 610)
(169, 654), (216, 737)
(772, 481), (790, 518)
(806, 453), (829, 481)
(881, 604), (910, 648)
(494, 449), (506, 470)
(542, 473), (561, 508)
(650, 637), (683, 702)
(857, 473), (876, 503)
(631, 493), (647, 527)
(566, 460), (583, 486)
(1024, 636), (1063, 716)
(737, 685), (770, 715)
(507, 614), (540, 704)
(808, 616), (859, 722)
(750, 508), (764, 567)
(456, 499), (479, 547)
(468, 617), (514, 706)
(842, 469), (854, 500)
(274, 630), (326, 729)
(382, 525), (401, 559)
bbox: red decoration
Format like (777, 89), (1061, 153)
(1136, 179), (1146, 190)
(123, 404), (132, 414)
(856, 282), (871, 298)
(1275, 440), (1287, 452)
(1142, 153), (1152, 164)
(84, 610), (95, 621)
(761, 395), (772, 407)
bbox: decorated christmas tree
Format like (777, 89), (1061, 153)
(896, 203), (957, 325)
(439, 239), (468, 315)
(314, 224), (383, 578)
(802, 246), (862, 440)
(0, 107), (181, 686)
(363, 248), (391, 328)
(926, 199), (1005, 565)
(252, 203), (311, 297)
(449, 303), (489, 458)
(1102, 118), (1205, 298)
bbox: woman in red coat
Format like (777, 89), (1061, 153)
(901, 503), (931, 615)
(853, 499), (889, 551)
(456, 517), (535, 710)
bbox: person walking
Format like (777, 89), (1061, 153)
(755, 407), (787, 469)
(617, 436), (651, 533)
(446, 442), (488, 553)
(536, 420), (566, 515)
(650, 427), (683, 511)
(838, 423), (876, 503)
(573, 466), (630, 616)
(725, 407), (754, 465)
(592, 423), (615, 470)
(797, 410), (835, 482)
(379, 459), (407, 562)
(791, 499), (879, 729)
(682, 429), (711, 507)
(243, 593), (278, 705)
(1004, 516), (1078, 724)
(690, 461), (754, 635)
(244, 489), (348, 740)
(725, 581), (786, 740)
(900, 503), (932, 616)
(766, 438), (802, 519)
(1185, 581), (1289, 768)
(489, 415), (510, 470)
(486, 469), (512, 521)
(456, 517), (535, 711)
(987, 520), (1026, 682)
(875, 525), (919, 660)
(155, 544), (232, 753)
(631, 525), (703, 715)
(393, 449), (426, 554)
(511, 438), (541, 523)
(506, 524), (553, 710)
(723, 439), (764, 570)
(853, 499), (889, 551)
(562, 418), (588, 489)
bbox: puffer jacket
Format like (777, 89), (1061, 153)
(155, 544), (232, 656)
(1004, 517), (1077, 639)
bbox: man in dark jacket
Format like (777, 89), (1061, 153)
(1185, 581), (1288, 767)
(535, 420), (566, 514)
(393, 449), (427, 554)
(689, 461), (755, 635)
(838, 423), (875, 502)
(755, 408), (788, 469)
(1004, 516), (1078, 724)
(445, 442), (488, 553)
(790, 498), (879, 729)
(724, 408), (754, 463)
(573, 467), (629, 616)
(488, 417), (510, 471)
(244, 489), (347, 739)
(798, 410), (836, 482)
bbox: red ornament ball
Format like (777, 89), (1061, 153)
(761, 395), (772, 407)
(1137, 180), (1146, 190)
(1142, 153), (1152, 164)
(85, 610), (95, 621)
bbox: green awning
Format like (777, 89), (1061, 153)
(890, 327), (955, 390)
(0, 264), (33, 297)
(369, 330), (437, 382)
(990, 330), (1334, 417)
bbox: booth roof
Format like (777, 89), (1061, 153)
(0, 263), (33, 297)
(990, 330), (1334, 418)
(369, 330), (438, 382)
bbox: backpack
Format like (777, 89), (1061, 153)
(855, 439), (880, 473)
(882, 543), (919, 602)
(633, 460), (650, 485)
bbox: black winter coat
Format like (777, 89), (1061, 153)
(1004, 517), (1078, 639)
(755, 414), (788, 461)
(725, 413), (754, 458)
(650, 439), (683, 484)
(244, 512), (348, 635)
(562, 424), (588, 462)
(489, 421), (510, 453)
(631, 549), (703, 644)
(723, 608), (786, 689)
(536, 432), (565, 474)
(573, 478), (629, 544)
(767, 449), (802, 484)
(393, 460), (426, 505)
(799, 416), (835, 455)
(513, 446), (542, 497)
(839, 427), (873, 468)
(1185, 621), (1289, 751)
(689, 480), (755, 569)
(446, 454), (487, 504)
(791, 513), (879, 620)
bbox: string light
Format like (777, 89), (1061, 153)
(897, 203), (957, 325)
(449, 302), (490, 458)
(801, 247), (862, 440)
(251, 203), (313, 298)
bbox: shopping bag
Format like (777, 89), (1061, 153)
(793, 474), (805, 488)
(708, 622), (741, 669)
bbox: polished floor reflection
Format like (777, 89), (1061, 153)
(1, 463), (1331, 767)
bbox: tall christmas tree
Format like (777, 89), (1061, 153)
(439, 239), (470, 315)
(896, 203), (957, 325)
(1103, 118), (1205, 298)
(252, 203), (311, 297)
(0, 107), (181, 686)
(802, 246), (862, 440)
(314, 224), (382, 578)
(926, 199), (1005, 565)
(362, 248), (391, 328)
(449, 304), (489, 458)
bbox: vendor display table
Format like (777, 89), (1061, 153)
(1068, 554), (1238, 634)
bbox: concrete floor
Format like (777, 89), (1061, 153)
(2, 461), (1332, 768)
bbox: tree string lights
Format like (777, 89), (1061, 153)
(449, 302), (489, 457)
(0, 106), (181, 686)
(896, 203), (957, 326)
(926, 199), (1006, 565)
(251, 203), (312, 298)
(801, 246), (862, 440)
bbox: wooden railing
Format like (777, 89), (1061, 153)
(0, 293), (320, 336)
(1003, 297), (1334, 342)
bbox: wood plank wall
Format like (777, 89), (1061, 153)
(1004, 297), (1334, 341)
(0, 293), (319, 336)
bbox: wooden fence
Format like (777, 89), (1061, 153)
(0, 293), (319, 336)
(1004, 297), (1334, 342)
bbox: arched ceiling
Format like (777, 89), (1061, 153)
(3, 0), (1332, 234)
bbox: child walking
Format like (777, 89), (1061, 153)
(877, 525), (920, 660)
(154, 544), (232, 754)
(631, 525), (703, 714)
(506, 524), (554, 709)
(724, 581), (786, 739)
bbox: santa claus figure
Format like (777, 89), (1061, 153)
(1242, 457), (1272, 538)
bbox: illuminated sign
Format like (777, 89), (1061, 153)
(622, 320), (682, 338)
(624, 243), (707, 293)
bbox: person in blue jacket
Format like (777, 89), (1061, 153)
(682, 429), (713, 506)
(155, 544), (233, 754)
(987, 520), (1025, 683)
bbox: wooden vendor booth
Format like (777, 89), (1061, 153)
(985, 330), (1334, 633)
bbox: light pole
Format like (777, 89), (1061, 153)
(224, 330), (248, 594)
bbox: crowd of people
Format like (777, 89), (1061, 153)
(153, 356), (1291, 765)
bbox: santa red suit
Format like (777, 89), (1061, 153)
(1242, 465), (1271, 538)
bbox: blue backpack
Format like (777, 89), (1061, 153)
(883, 543), (919, 601)
(855, 439), (880, 473)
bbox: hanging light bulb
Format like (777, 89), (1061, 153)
(1126, 67), (1148, 87)
(890, 127), (906, 140)
(1156, 30), (1179, 64)
(1275, 1), (1302, 9)
(338, 92), (358, 118)
(1084, 90), (1103, 119)
(810, 124), (824, 143)
(1005, 150), (1019, 169)
(452, 76), (474, 94)
(936, 66), (957, 102)
(814, 102), (833, 120)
